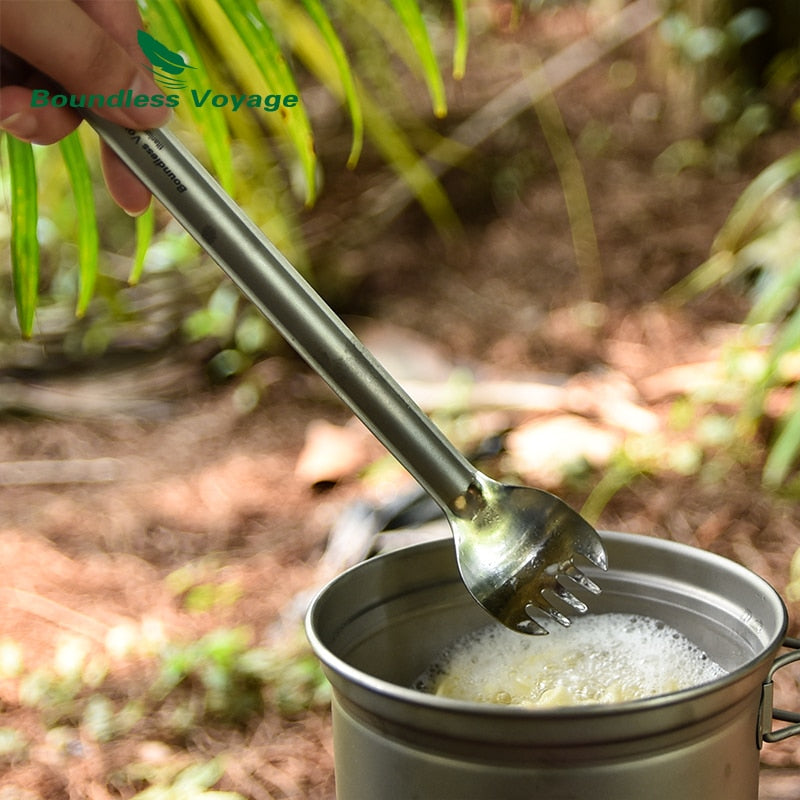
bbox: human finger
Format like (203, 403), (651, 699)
(77, 0), (145, 57)
(76, 0), (167, 213)
(100, 141), (152, 216)
(0, 47), (80, 143)
(0, 0), (170, 131)
(0, 83), (80, 143)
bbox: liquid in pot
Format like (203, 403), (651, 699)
(415, 613), (726, 707)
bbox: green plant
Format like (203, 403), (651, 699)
(4, 620), (329, 795)
(0, 727), (28, 763)
(165, 558), (243, 613)
(151, 627), (329, 724)
(669, 147), (800, 487)
(788, 545), (800, 602)
(128, 757), (245, 799)
(657, 4), (774, 150)
(152, 627), (267, 725)
(1, 0), (468, 339)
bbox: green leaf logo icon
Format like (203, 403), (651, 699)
(138, 29), (194, 89)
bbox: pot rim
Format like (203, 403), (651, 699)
(306, 531), (788, 721)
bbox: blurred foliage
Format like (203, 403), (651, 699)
(581, 146), (800, 506)
(127, 758), (245, 800)
(3, 0), (800, 485)
(669, 149), (800, 489)
(656, 3), (777, 170)
(788, 545), (800, 602)
(627, 1), (800, 490)
(0, 0), (467, 346)
(2, 587), (329, 791)
(579, 403), (753, 523)
(6, 559), (331, 742)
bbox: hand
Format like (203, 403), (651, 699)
(0, 0), (172, 214)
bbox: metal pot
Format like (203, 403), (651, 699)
(306, 531), (800, 800)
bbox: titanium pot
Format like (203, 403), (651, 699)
(305, 531), (800, 800)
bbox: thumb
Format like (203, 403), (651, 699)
(1, 0), (170, 130)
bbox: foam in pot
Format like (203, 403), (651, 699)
(415, 613), (727, 707)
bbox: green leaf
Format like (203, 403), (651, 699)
(82, 694), (116, 742)
(0, 727), (27, 759)
(726, 7), (770, 46)
(532, 76), (601, 298)
(771, 302), (800, 361)
(300, 0), (364, 167)
(746, 254), (800, 325)
(59, 130), (99, 317)
(137, 28), (194, 75)
(4, 135), (39, 338)
(682, 26), (726, 63)
(190, 0), (318, 204)
(173, 758), (225, 791)
(359, 91), (459, 231)
(387, 0), (447, 117)
(271, 0), (457, 231)
(580, 457), (642, 524)
(452, 0), (469, 80)
(764, 384), (800, 487)
(337, 0), (448, 116)
(139, 0), (234, 192)
(666, 249), (738, 303)
(130, 202), (155, 285)
(713, 148), (800, 253)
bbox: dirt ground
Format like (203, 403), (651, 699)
(2, 3), (800, 798)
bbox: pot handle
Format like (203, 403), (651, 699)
(759, 637), (800, 746)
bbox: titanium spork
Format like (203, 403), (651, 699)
(86, 114), (608, 634)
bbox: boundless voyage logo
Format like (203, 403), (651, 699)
(30, 29), (298, 114)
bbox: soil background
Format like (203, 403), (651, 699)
(1, 4), (799, 798)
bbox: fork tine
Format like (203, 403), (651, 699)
(516, 617), (550, 635)
(574, 540), (609, 571)
(541, 603), (572, 628)
(562, 562), (602, 595)
(550, 583), (588, 614)
(526, 600), (572, 629)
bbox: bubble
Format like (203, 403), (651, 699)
(415, 614), (726, 708)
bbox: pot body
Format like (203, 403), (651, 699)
(306, 531), (789, 800)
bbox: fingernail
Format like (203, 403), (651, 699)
(0, 111), (38, 140)
(121, 197), (151, 218)
(127, 71), (173, 128)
